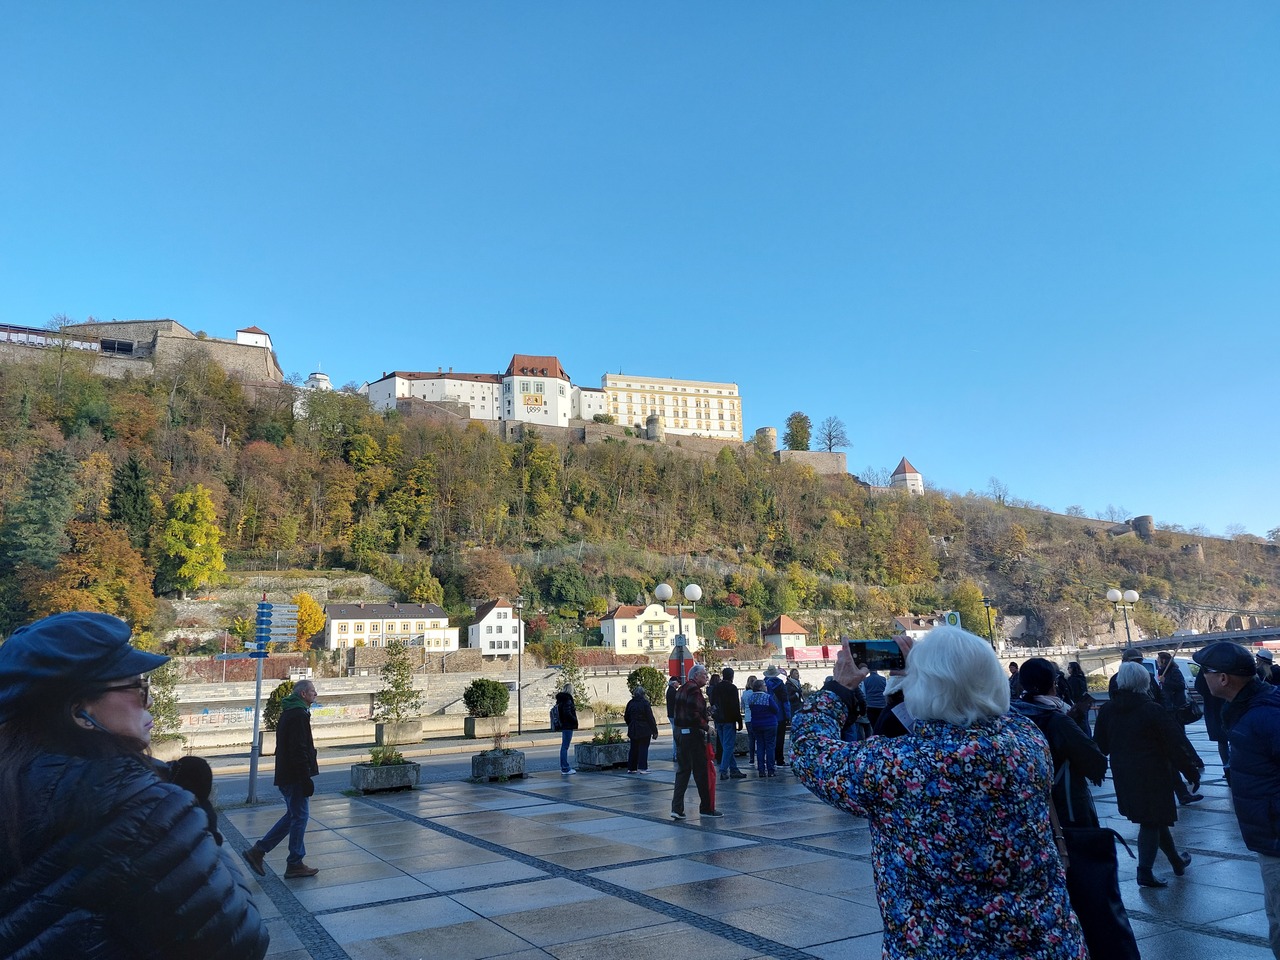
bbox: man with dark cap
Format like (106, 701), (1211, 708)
(1108, 648), (1165, 706)
(1193, 641), (1280, 957)
(243, 679), (321, 879)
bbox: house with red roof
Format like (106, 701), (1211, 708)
(601, 602), (700, 653)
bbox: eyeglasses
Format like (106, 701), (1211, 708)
(97, 680), (152, 706)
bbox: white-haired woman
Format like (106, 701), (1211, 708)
(791, 626), (1085, 960)
(623, 685), (658, 774)
(1094, 661), (1201, 887)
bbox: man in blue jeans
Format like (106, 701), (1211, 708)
(713, 667), (746, 780)
(243, 680), (320, 879)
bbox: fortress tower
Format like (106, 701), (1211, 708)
(890, 457), (924, 495)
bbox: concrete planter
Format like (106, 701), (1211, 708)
(471, 750), (526, 781)
(464, 716), (510, 740)
(375, 720), (423, 746)
(151, 738), (186, 762)
(350, 761), (421, 794)
(574, 741), (630, 771)
(258, 730), (276, 756)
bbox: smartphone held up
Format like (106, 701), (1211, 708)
(845, 639), (905, 673)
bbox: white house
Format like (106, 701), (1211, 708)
(365, 370), (503, 420)
(467, 599), (523, 654)
(762, 615), (809, 651)
(600, 372), (742, 440)
(236, 325), (273, 351)
(323, 601), (457, 652)
(893, 615), (943, 640)
(601, 603), (699, 653)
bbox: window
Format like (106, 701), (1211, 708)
(495, 625), (503, 633)
(559, 385), (565, 396)
(535, 382), (544, 393)
(355, 623), (364, 632)
(621, 625), (627, 633)
(521, 380), (530, 392)
(338, 624), (348, 633)
(416, 622), (424, 630)
(487, 625), (493, 634)
(401, 622), (410, 631)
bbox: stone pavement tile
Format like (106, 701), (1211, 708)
(265, 952), (310, 960)
(318, 895), (484, 944)
(1133, 928), (1272, 959)
(337, 820), (434, 843)
(263, 917), (302, 955)
(1190, 857), (1265, 894)
(719, 895), (883, 949)
(291, 874), (435, 911)
(543, 920), (757, 960)
(289, 859), (404, 888)
(342, 917), (540, 960)
(411, 857), (547, 891)
(751, 856), (877, 900)
(1123, 879), (1263, 925)
(795, 830), (874, 856)
(1207, 908), (1271, 942)
(646, 874), (802, 916)
(450, 877), (608, 917)
(591, 858), (737, 890)
(384, 845), (507, 873)
(608, 832), (752, 857)
(693, 843), (831, 873)
(484, 897), (673, 948)
(534, 842), (669, 871)
(293, 847), (388, 872)
(465, 795), (558, 812)
(510, 803), (610, 821)
(504, 832), (614, 857)
(556, 815), (651, 836)
(801, 932), (885, 960)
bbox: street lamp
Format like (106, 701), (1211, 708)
(981, 596), (997, 651)
(655, 582), (701, 682)
(1106, 588), (1139, 650)
(513, 595), (526, 733)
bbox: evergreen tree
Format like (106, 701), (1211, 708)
(0, 449), (82, 571)
(107, 453), (155, 550)
(374, 639), (423, 723)
(782, 412), (812, 451)
(157, 484), (225, 597)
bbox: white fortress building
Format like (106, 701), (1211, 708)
(364, 354), (608, 426)
(600, 602), (701, 653)
(601, 373), (741, 440)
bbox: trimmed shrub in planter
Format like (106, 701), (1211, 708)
(574, 741), (631, 771)
(471, 749), (526, 781)
(351, 746), (421, 793)
(463, 678), (510, 718)
(464, 716), (509, 739)
(375, 720), (423, 746)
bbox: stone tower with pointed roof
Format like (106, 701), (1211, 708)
(890, 457), (924, 495)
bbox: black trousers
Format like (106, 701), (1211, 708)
(775, 716), (789, 764)
(672, 731), (714, 814)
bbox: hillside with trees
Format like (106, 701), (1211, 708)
(0, 346), (1276, 656)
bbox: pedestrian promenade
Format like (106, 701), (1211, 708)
(221, 724), (1272, 959)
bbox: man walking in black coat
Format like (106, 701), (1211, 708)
(244, 680), (321, 879)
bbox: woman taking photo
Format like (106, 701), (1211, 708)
(791, 627), (1085, 959)
(0, 611), (268, 959)
(1095, 661), (1201, 887)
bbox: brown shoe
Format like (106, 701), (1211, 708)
(242, 847), (265, 877)
(284, 861), (319, 878)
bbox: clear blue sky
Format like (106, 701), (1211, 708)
(3, 3), (1277, 537)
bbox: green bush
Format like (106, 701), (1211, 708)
(369, 746), (405, 766)
(626, 665), (667, 706)
(263, 680), (295, 731)
(463, 678), (510, 718)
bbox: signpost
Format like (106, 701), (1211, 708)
(247, 598), (299, 803)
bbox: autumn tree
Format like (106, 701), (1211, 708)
(946, 580), (994, 643)
(462, 549), (519, 601)
(292, 591), (326, 648)
(782, 412), (811, 451)
(157, 484), (225, 597)
(23, 521), (157, 626)
(816, 416), (849, 452)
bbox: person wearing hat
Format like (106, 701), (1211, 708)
(1256, 648), (1280, 686)
(0, 611), (269, 959)
(1107, 648), (1166, 706)
(1193, 640), (1280, 956)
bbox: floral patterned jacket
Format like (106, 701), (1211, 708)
(791, 688), (1086, 960)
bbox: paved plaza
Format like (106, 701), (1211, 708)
(221, 724), (1273, 959)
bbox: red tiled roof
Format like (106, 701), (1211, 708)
(505, 354), (570, 381)
(892, 457), (919, 477)
(238, 325), (269, 335)
(472, 598), (513, 621)
(376, 371), (502, 384)
(763, 615), (808, 636)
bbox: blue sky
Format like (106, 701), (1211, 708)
(3, 3), (1277, 537)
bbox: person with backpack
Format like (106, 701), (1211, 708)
(763, 666), (792, 768)
(553, 684), (579, 775)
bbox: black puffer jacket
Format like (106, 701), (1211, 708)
(1095, 690), (1201, 827)
(0, 752), (269, 960)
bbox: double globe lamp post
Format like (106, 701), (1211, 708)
(655, 581), (701, 683)
(1106, 588), (1140, 650)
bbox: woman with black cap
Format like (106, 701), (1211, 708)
(0, 611), (269, 959)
